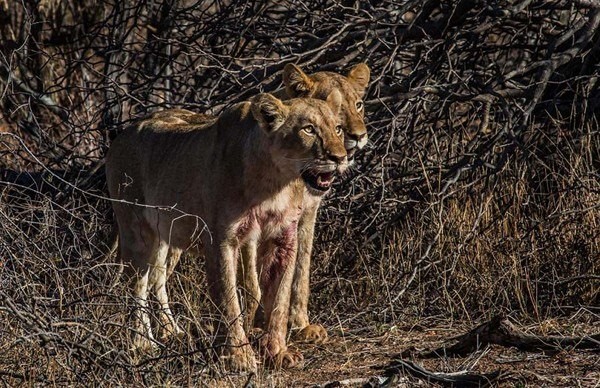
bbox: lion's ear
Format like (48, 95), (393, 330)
(251, 93), (289, 133)
(283, 63), (314, 97)
(347, 63), (370, 96)
(326, 89), (342, 117)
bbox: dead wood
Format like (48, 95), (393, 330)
(313, 375), (399, 388)
(384, 359), (502, 387)
(313, 359), (502, 388)
(420, 315), (600, 357)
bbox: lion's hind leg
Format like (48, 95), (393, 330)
(117, 217), (162, 353)
(150, 243), (185, 342)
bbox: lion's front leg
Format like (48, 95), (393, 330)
(289, 201), (328, 344)
(205, 240), (256, 372)
(239, 239), (262, 332)
(258, 224), (303, 368)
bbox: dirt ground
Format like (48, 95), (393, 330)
(1, 289), (598, 386)
(209, 315), (600, 387)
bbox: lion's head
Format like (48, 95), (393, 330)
(251, 92), (348, 195)
(283, 63), (370, 161)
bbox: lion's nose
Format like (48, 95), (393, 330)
(326, 149), (346, 164)
(350, 133), (367, 142)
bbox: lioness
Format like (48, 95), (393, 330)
(106, 92), (347, 370)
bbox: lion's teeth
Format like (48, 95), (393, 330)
(316, 174), (331, 188)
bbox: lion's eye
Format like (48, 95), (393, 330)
(335, 125), (343, 136)
(302, 125), (316, 136)
(356, 100), (364, 111)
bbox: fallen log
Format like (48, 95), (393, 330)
(421, 315), (600, 357)
(313, 375), (402, 388)
(313, 360), (502, 388)
(384, 359), (502, 388)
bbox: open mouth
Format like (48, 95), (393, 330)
(301, 170), (336, 194)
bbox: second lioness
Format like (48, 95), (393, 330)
(255, 63), (370, 342)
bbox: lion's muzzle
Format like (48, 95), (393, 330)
(301, 160), (347, 195)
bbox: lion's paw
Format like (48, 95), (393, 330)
(221, 344), (257, 373)
(293, 324), (328, 344)
(129, 336), (160, 360)
(159, 324), (185, 343)
(269, 348), (303, 369)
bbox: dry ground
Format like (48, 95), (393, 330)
(1, 239), (597, 387)
(182, 313), (600, 387)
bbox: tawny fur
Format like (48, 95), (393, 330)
(106, 93), (347, 371)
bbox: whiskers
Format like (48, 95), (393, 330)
(343, 160), (358, 175)
(282, 156), (313, 162)
(292, 156), (350, 176)
(299, 160), (318, 174)
(280, 156), (316, 174)
(363, 138), (375, 149)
